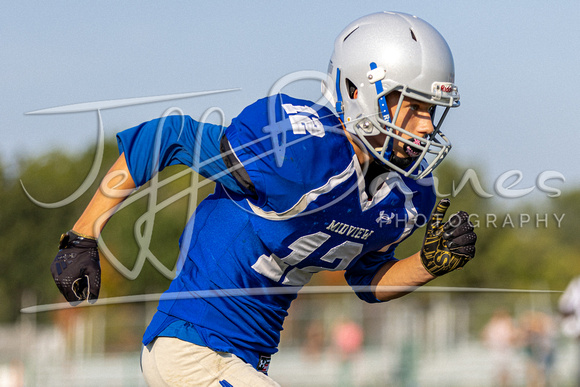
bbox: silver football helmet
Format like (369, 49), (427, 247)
(323, 12), (460, 179)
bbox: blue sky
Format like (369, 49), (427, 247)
(2, 1), (579, 204)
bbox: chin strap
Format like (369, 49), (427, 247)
(368, 62), (395, 162)
(388, 152), (416, 171)
(369, 62), (390, 123)
(335, 68), (344, 122)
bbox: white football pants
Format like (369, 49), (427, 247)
(140, 337), (281, 387)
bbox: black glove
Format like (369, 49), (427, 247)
(50, 231), (101, 304)
(420, 199), (477, 276)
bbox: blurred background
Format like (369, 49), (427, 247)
(2, 1), (580, 386)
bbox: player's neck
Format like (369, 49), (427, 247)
(342, 127), (372, 166)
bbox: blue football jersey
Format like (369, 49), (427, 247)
(117, 94), (436, 369)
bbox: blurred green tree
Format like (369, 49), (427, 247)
(0, 143), (575, 325)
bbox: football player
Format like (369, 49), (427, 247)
(51, 12), (476, 386)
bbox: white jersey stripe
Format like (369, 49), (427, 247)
(247, 155), (359, 220)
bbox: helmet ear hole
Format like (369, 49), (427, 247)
(345, 78), (358, 99)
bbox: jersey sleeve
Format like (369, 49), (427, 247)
(344, 245), (399, 304)
(116, 114), (244, 194)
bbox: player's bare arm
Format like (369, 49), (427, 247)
(372, 199), (477, 301)
(73, 153), (136, 238)
(371, 251), (435, 301)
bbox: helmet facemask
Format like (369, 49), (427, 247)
(350, 85), (455, 180)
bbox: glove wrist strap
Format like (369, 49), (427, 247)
(69, 230), (97, 240)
